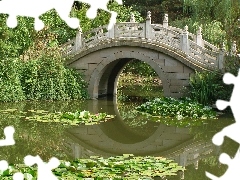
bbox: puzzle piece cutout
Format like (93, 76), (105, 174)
(212, 71), (240, 146)
(0, 160), (8, 172)
(0, 126), (15, 146)
(0, 126), (15, 175)
(206, 148), (240, 179)
(206, 69), (240, 179)
(23, 155), (60, 180)
(81, 0), (122, 30)
(11, 155), (60, 180)
(0, 0), (122, 31)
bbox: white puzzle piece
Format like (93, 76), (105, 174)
(0, 0), (122, 31)
(206, 69), (240, 179)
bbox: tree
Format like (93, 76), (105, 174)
(0, 2), (143, 58)
(182, 0), (240, 50)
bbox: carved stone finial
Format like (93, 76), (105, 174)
(98, 28), (103, 34)
(146, 11), (151, 20)
(221, 42), (226, 51)
(197, 26), (202, 35)
(184, 25), (188, 32)
(163, 13), (168, 28)
(231, 41), (237, 55)
(130, 13), (135, 22)
(163, 14), (168, 22)
(78, 25), (82, 33)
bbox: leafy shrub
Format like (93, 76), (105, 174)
(135, 97), (217, 120)
(0, 58), (25, 102)
(19, 57), (88, 101)
(18, 28), (88, 101)
(0, 29), (88, 102)
(63, 68), (89, 100)
(224, 55), (240, 76)
(187, 70), (231, 106)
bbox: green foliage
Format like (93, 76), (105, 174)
(170, 18), (226, 47)
(17, 28), (88, 101)
(182, 0), (240, 50)
(224, 55), (240, 76)
(0, 15), (35, 59)
(0, 42), (88, 102)
(122, 59), (157, 76)
(0, 58), (25, 102)
(136, 97), (217, 120)
(187, 70), (231, 106)
(0, 154), (184, 179)
(19, 56), (88, 101)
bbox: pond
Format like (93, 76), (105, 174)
(0, 97), (237, 179)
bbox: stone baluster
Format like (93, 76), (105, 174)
(130, 13), (136, 23)
(230, 41), (237, 55)
(108, 23), (115, 38)
(130, 13), (137, 30)
(218, 42), (226, 71)
(75, 26), (82, 52)
(196, 26), (204, 47)
(180, 25), (189, 53)
(145, 11), (151, 39)
(163, 14), (168, 28)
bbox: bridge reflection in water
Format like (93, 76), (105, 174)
(63, 98), (220, 178)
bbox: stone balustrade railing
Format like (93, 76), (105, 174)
(62, 12), (227, 70)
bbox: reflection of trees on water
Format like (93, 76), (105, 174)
(0, 101), (78, 164)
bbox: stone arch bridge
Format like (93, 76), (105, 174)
(62, 12), (225, 99)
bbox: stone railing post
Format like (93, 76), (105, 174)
(218, 43), (225, 70)
(75, 26), (82, 52)
(108, 24), (115, 38)
(130, 13), (138, 30)
(145, 11), (151, 39)
(163, 14), (168, 28)
(230, 41), (237, 55)
(180, 25), (189, 53)
(130, 13), (136, 23)
(196, 27), (203, 47)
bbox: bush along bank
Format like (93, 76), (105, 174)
(135, 97), (217, 120)
(0, 31), (88, 102)
(0, 57), (88, 102)
(187, 70), (231, 106)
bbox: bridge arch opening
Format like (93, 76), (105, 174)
(69, 46), (195, 99)
(95, 57), (168, 99)
(116, 59), (163, 101)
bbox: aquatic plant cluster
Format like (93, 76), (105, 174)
(136, 97), (217, 120)
(0, 109), (114, 126)
(0, 154), (184, 179)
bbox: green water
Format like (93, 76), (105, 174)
(0, 98), (236, 179)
